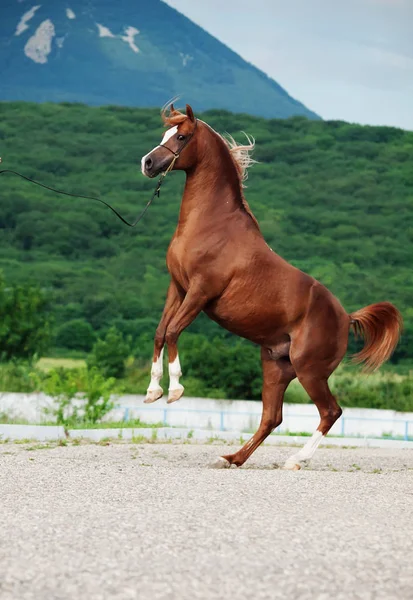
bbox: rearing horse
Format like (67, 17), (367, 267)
(140, 104), (402, 470)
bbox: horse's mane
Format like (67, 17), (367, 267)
(162, 108), (260, 230)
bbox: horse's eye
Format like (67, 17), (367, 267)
(177, 134), (186, 141)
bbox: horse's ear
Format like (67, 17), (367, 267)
(170, 103), (176, 114)
(186, 104), (195, 122)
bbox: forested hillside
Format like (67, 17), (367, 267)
(1, 101), (412, 368)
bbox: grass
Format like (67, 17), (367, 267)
(0, 413), (30, 425)
(36, 357), (87, 372)
(25, 443), (53, 451)
(273, 430), (312, 437)
(68, 419), (163, 430)
(0, 412), (162, 430)
(130, 433), (167, 444)
(0, 413), (58, 426)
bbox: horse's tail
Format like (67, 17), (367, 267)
(349, 302), (403, 372)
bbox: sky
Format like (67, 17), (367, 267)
(164, 0), (413, 130)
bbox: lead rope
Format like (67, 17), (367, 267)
(0, 149), (179, 228)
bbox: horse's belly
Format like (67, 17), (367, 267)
(205, 294), (287, 345)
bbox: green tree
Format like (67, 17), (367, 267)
(56, 319), (95, 352)
(87, 327), (130, 379)
(181, 335), (262, 400)
(0, 271), (51, 362)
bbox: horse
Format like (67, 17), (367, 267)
(140, 103), (402, 470)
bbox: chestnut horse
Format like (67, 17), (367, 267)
(140, 104), (402, 470)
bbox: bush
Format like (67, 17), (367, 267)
(0, 361), (42, 393)
(37, 366), (117, 426)
(87, 327), (130, 379)
(82, 367), (117, 424)
(181, 334), (261, 400)
(56, 319), (95, 352)
(0, 272), (51, 362)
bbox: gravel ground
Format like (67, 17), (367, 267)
(1, 441), (413, 600)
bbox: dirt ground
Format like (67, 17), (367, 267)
(1, 441), (412, 599)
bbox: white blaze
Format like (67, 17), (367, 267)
(66, 8), (76, 19)
(15, 5), (41, 36)
(24, 19), (55, 64)
(141, 126), (178, 174)
(161, 126), (178, 145)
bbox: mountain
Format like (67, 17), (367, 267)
(1, 0), (319, 119)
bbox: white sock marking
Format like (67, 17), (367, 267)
(284, 430), (324, 468)
(169, 355), (182, 391)
(147, 348), (164, 392)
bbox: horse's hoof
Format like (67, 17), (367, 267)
(282, 463), (301, 471)
(144, 387), (163, 404)
(167, 385), (184, 404)
(209, 457), (231, 469)
(282, 458), (309, 471)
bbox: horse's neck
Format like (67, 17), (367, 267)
(178, 151), (245, 227)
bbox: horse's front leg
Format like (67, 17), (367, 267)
(164, 281), (208, 404)
(145, 281), (183, 404)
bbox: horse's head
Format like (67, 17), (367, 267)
(141, 104), (198, 178)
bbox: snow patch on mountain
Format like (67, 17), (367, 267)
(24, 19), (55, 64)
(121, 26), (140, 53)
(96, 23), (115, 38)
(15, 5), (41, 36)
(180, 53), (193, 67)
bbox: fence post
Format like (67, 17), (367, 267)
(220, 411), (225, 431)
(405, 420), (409, 442)
(163, 409), (168, 426)
(341, 416), (345, 436)
(123, 407), (129, 422)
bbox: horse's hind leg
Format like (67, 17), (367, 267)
(283, 376), (342, 470)
(212, 347), (296, 468)
(282, 288), (349, 469)
(283, 321), (346, 469)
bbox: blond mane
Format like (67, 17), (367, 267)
(221, 133), (256, 188)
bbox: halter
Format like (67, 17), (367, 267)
(0, 118), (198, 228)
(159, 118), (198, 170)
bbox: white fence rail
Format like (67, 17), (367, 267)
(1, 393), (413, 440)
